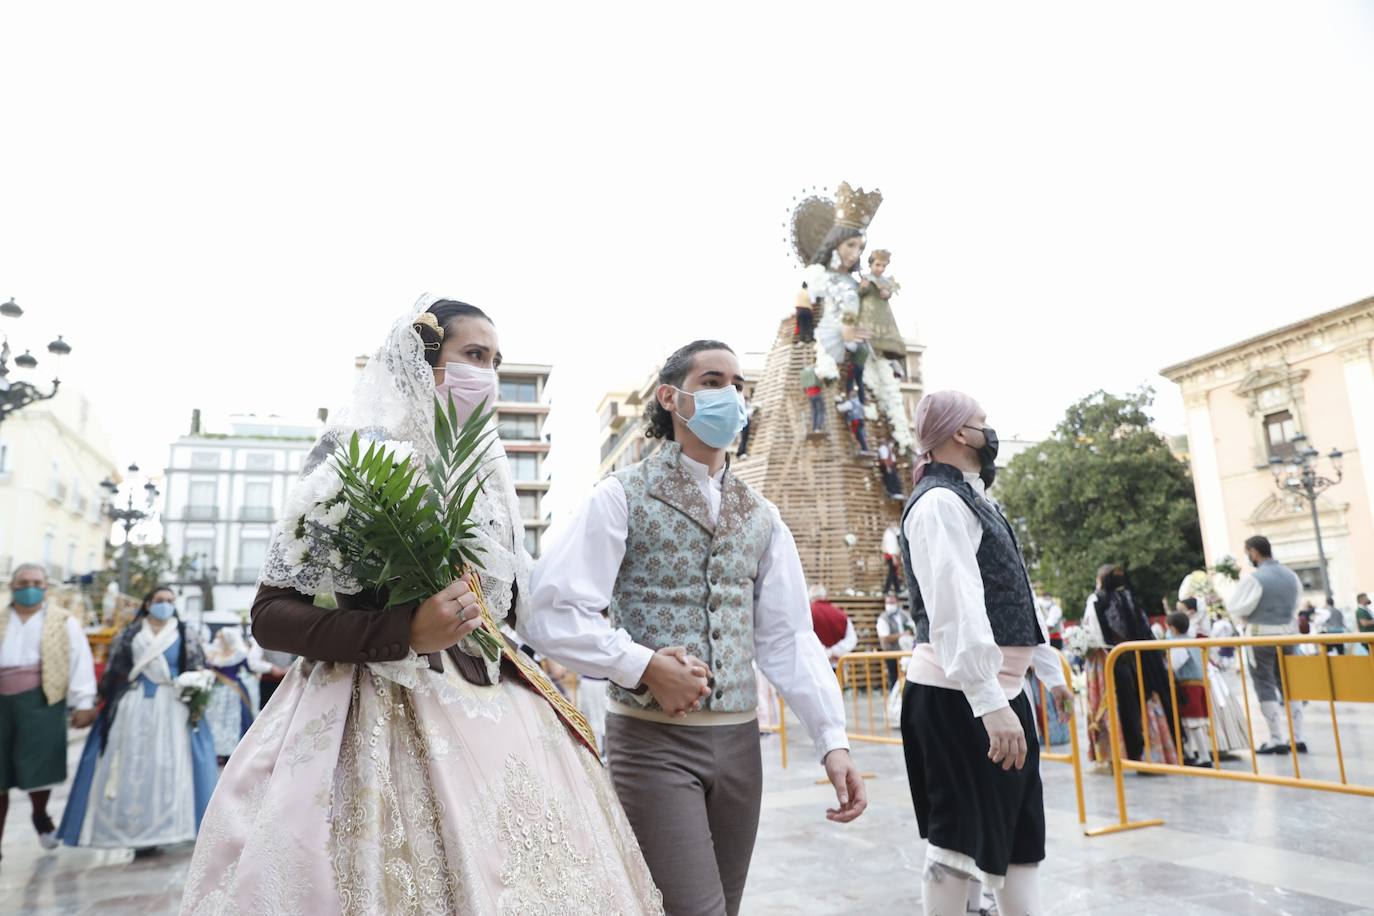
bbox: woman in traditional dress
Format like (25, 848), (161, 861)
(204, 625), (271, 762)
(1082, 565), (1179, 769)
(179, 296), (662, 916)
(58, 586), (219, 852)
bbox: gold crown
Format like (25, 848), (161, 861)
(833, 181), (883, 229)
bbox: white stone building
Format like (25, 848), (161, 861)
(0, 386), (119, 582)
(161, 412), (324, 620)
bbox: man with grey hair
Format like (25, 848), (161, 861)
(1, 564), (98, 856)
(1227, 536), (1307, 754)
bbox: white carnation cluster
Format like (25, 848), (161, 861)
(275, 458), (352, 575)
(173, 669), (215, 699)
(864, 356), (914, 453)
(813, 343), (840, 382)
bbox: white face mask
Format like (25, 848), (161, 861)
(436, 362), (499, 424)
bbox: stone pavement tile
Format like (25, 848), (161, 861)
(1051, 854), (1364, 915)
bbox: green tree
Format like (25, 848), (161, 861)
(997, 388), (1203, 620)
(92, 541), (195, 602)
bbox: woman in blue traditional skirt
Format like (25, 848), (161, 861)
(58, 586), (218, 852)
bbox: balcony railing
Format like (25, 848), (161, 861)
(233, 566), (262, 584)
(239, 506), (275, 522)
(184, 505), (219, 521)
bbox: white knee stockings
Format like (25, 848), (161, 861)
(992, 864), (1043, 916)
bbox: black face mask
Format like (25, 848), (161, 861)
(965, 425), (1000, 488)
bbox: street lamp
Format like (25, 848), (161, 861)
(195, 552), (219, 613)
(101, 463), (161, 595)
(0, 298), (72, 425)
(1268, 434), (1344, 603)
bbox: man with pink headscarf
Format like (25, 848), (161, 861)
(895, 390), (1070, 916)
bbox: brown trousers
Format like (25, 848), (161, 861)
(606, 713), (763, 916)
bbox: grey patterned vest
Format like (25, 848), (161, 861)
(1248, 559), (1301, 626)
(898, 463), (1043, 647)
(609, 442), (775, 713)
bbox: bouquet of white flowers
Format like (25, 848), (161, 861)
(275, 398), (504, 662)
(1063, 622), (1101, 658)
(174, 670), (216, 726)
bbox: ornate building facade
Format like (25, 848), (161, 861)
(1161, 295), (1374, 604)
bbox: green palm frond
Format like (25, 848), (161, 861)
(323, 400), (503, 660)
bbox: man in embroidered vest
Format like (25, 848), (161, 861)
(898, 391), (1070, 916)
(1227, 535), (1307, 754)
(526, 340), (865, 916)
(1, 563), (98, 858)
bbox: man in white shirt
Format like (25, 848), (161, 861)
(524, 340), (865, 916)
(898, 391), (1069, 916)
(1034, 583), (1064, 650)
(1227, 535), (1307, 754)
(1, 563), (98, 855)
(876, 594), (916, 687)
(882, 523), (903, 596)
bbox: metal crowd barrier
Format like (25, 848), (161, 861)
(1086, 632), (1374, 838)
(834, 648), (1086, 827)
(759, 692), (789, 769)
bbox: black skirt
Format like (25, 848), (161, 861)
(900, 681), (1045, 878)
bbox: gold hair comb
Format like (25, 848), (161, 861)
(413, 312), (444, 349)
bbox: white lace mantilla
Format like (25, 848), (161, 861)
(257, 294), (532, 664)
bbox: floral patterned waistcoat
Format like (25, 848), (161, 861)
(608, 442), (774, 713)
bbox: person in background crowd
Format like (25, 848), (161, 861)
(204, 625), (274, 763)
(878, 439), (905, 500)
(1319, 596), (1348, 655)
(838, 397), (870, 453)
(0, 564), (98, 860)
(1166, 611), (1213, 768)
(876, 594), (916, 687)
(1179, 597), (1210, 638)
(883, 523), (903, 596)
(1297, 600), (1316, 635)
(736, 394), (757, 460)
(811, 584), (858, 666)
(1227, 535), (1307, 755)
(802, 364), (825, 434)
(1356, 593), (1373, 655)
(1034, 584), (1063, 651)
(1082, 564), (1179, 767)
(795, 289), (815, 344)
(844, 342), (869, 404)
(250, 632), (292, 708)
(59, 586), (218, 853)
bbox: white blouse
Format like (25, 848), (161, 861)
(0, 606), (97, 710)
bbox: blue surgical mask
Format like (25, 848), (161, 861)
(12, 586), (45, 607)
(148, 601), (176, 621)
(674, 386), (747, 450)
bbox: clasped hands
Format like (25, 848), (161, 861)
(640, 646), (712, 716)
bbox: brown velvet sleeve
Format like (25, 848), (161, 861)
(250, 584), (414, 666)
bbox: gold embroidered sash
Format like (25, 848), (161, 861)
(463, 572), (600, 759)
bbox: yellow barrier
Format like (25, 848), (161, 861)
(759, 693), (789, 769)
(835, 649), (1086, 826)
(1086, 632), (1374, 838)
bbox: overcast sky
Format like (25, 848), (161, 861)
(4, 2), (1373, 523)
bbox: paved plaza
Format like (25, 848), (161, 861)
(4, 701), (1374, 914)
